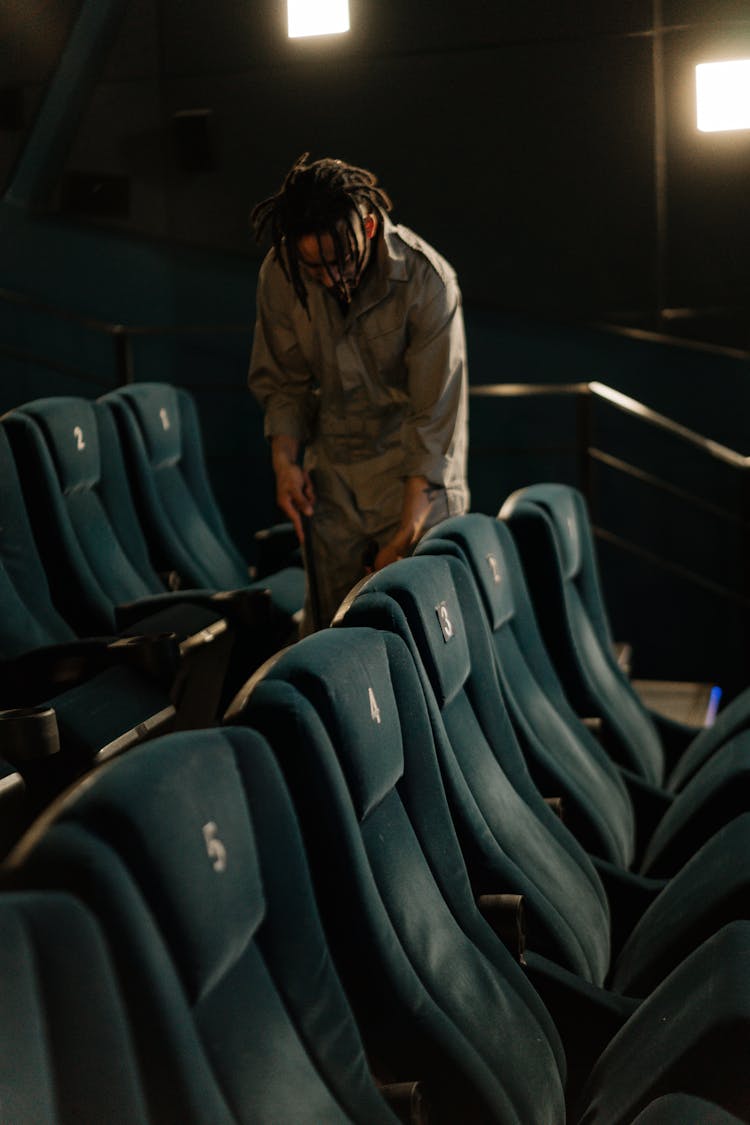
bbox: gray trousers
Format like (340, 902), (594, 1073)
(299, 458), (453, 636)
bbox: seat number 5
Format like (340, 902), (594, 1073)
(202, 821), (227, 873)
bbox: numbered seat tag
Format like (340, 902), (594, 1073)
(202, 821), (227, 873)
(435, 601), (455, 643)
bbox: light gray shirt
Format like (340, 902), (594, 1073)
(248, 215), (469, 514)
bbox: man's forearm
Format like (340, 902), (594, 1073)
(397, 475), (433, 546)
(270, 434), (314, 541)
(372, 475), (434, 571)
(271, 433), (301, 472)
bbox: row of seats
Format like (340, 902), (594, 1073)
(1, 475), (748, 1120)
(0, 383), (305, 848)
(2, 649), (748, 1123)
(1, 374), (747, 1120)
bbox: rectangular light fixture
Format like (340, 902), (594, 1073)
(696, 59), (750, 132)
(288, 0), (350, 38)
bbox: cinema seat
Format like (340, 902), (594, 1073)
(416, 514), (750, 878)
(0, 424), (176, 831)
(236, 632), (568, 1121)
(500, 483), (750, 793)
(6, 727), (402, 1125)
(1, 397), (276, 719)
(0, 892), (152, 1124)
(334, 558), (750, 1001)
(236, 626), (750, 1122)
(100, 382), (304, 622)
(629, 1094), (746, 1124)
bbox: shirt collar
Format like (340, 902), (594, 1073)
(380, 213), (409, 282)
(347, 213), (407, 318)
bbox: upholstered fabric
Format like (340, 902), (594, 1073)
(0, 892), (150, 1124)
(101, 383), (304, 623)
(418, 514), (750, 886)
(578, 921), (750, 1124)
(12, 726), (399, 1124)
(339, 554), (750, 1005)
(0, 427), (76, 657)
(246, 630), (567, 1124)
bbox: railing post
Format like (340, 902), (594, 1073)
(576, 384), (593, 506)
(113, 329), (134, 385)
(742, 469), (750, 687)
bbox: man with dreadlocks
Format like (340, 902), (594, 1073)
(248, 153), (469, 632)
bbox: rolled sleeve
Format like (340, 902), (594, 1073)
(248, 259), (316, 443)
(402, 275), (468, 486)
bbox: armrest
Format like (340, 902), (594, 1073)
(613, 641), (633, 678)
(115, 590), (212, 629)
(590, 856), (667, 961)
(208, 587), (273, 629)
(254, 521), (302, 578)
(581, 716), (603, 740)
(0, 634), (179, 704)
(477, 893), (526, 962)
(115, 588), (271, 633)
(0, 705), (60, 767)
(379, 1082), (429, 1125)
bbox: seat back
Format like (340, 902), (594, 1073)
(8, 726), (398, 1125)
(417, 513), (636, 867)
(244, 626), (566, 1123)
(337, 555), (613, 986)
(501, 483), (665, 784)
(0, 891), (150, 1124)
(3, 398), (164, 634)
(101, 383), (249, 589)
(0, 426), (77, 657)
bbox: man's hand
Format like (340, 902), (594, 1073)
(372, 533), (409, 572)
(271, 435), (315, 543)
(369, 475), (434, 573)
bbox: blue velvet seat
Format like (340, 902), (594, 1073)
(416, 513), (750, 879)
(629, 1095), (746, 1124)
(2, 396), (282, 719)
(0, 892), (152, 1124)
(100, 382), (304, 622)
(335, 556), (750, 1003)
(6, 726), (402, 1125)
(499, 483), (750, 794)
(238, 625), (750, 1123)
(0, 424), (176, 836)
(238, 629), (569, 1121)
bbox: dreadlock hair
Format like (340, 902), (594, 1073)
(251, 153), (393, 312)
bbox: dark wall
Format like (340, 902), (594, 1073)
(0, 1), (80, 188)
(36, 0), (748, 340)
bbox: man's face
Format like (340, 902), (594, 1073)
(296, 212), (377, 305)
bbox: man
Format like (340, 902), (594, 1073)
(248, 153), (469, 632)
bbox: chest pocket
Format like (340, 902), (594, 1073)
(357, 317), (409, 387)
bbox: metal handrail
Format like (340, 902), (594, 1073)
(470, 380), (750, 614)
(0, 286), (252, 387)
(470, 381), (749, 467)
(0, 287), (250, 337)
(0, 286), (744, 469)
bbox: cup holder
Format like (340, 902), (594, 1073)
(0, 705), (61, 766)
